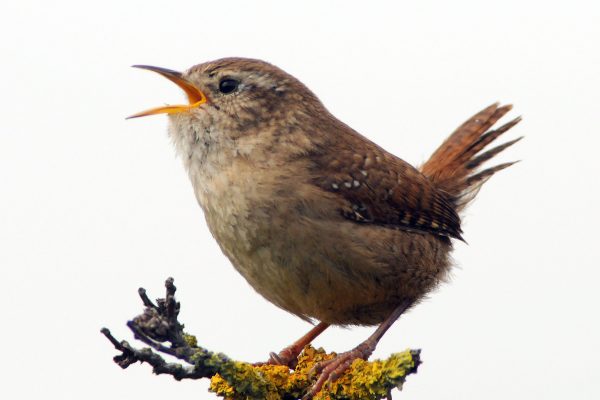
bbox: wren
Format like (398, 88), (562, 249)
(129, 58), (521, 398)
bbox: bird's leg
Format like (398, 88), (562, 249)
(303, 301), (411, 400)
(267, 322), (330, 368)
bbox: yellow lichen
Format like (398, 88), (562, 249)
(208, 345), (419, 400)
(210, 373), (236, 398)
(183, 333), (198, 347)
(317, 350), (417, 399)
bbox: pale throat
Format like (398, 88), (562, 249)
(167, 114), (252, 209)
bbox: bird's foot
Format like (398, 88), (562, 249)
(303, 340), (375, 400)
(256, 322), (330, 368)
(268, 345), (302, 368)
(253, 345), (301, 368)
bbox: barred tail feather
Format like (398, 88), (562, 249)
(420, 103), (522, 212)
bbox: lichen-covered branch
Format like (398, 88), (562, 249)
(102, 278), (421, 399)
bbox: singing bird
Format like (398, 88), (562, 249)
(129, 58), (521, 398)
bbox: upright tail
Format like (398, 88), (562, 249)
(420, 103), (522, 213)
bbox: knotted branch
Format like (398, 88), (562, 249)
(102, 278), (421, 399)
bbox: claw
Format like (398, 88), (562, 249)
(269, 351), (284, 364)
(263, 347), (298, 368)
(266, 322), (330, 369)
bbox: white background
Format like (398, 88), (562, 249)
(1, 1), (599, 399)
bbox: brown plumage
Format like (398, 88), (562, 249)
(131, 58), (521, 398)
(421, 103), (522, 212)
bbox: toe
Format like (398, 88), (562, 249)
(304, 347), (372, 399)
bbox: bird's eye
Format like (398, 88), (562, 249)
(218, 78), (239, 94)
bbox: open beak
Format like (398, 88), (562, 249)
(127, 65), (207, 119)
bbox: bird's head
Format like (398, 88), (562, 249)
(129, 58), (325, 141)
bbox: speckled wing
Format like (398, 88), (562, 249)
(311, 136), (463, 240)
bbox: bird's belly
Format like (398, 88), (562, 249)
(233, 246), (406, 325)
(206, 204), (452, 326)
(194, 162), (452, 325)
